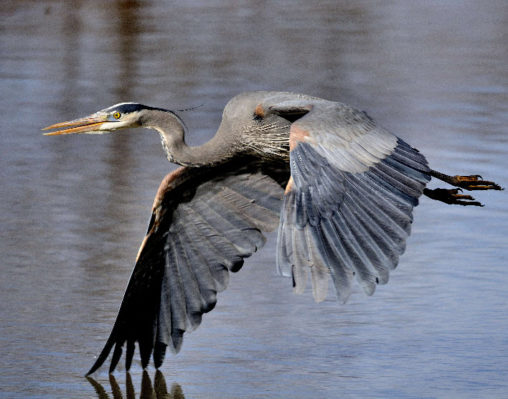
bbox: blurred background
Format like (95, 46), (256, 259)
(1, 1), (507, 398)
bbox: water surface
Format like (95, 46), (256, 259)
(1, 1), (507, 398)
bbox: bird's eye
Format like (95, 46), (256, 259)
(113, 112), (121, 119)
(253, 112), (263, 122)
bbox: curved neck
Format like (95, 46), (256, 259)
(144, 110), (234, 167)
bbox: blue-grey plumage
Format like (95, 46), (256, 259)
(42, 91), (503, 375)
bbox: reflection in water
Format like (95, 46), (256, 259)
(87, 371), (184, 399)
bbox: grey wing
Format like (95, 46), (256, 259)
(267, 99), (431, 303)
(87, 162), (287, 375)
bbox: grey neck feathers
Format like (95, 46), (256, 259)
(144, 110), (234, 167)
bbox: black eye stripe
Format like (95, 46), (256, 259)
(105, 103), (170, 115)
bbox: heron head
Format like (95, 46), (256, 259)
(42, 102), (161, 136)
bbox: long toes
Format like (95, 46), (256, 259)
(424, 188), (483, 206)
(454, 193), (474, 200)
(467, 180), (503, 191)
(454, 175), (503, 191)
(480, 180), (503, 190)
(451, 192), (483, 206)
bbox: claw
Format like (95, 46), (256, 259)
(452, 175), (503, 191)
(423, 188), (484, 206)
(428, 170), (503, 207)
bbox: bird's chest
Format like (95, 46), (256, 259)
(244, 125), (291, 162)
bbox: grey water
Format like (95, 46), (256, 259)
(1, 1), (507, 398)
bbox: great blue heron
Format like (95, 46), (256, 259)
(43, 91), (502, 375)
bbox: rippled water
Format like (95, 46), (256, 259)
(1, 1), (507, 398)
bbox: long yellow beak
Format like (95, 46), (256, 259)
(42, 114), (109, 136)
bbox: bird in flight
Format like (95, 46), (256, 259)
(43, 91), (502, 375)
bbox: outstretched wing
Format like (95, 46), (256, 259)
(87, 160), (287, 375)
(266, 98), (431, 303)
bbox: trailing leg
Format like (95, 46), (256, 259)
(424, 169), (503, 206)
(428, 170), (502, 191)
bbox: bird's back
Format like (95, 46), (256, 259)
(218, 91), (330, 162)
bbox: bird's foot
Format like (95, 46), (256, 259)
(448, 175), (503, 191)
(429, 170), (503, 192)
(423, 188), (484, 206)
